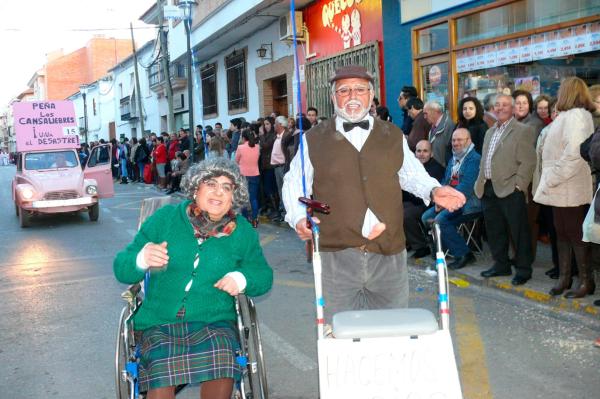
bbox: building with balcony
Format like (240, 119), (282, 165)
(140, 0), (313, 128)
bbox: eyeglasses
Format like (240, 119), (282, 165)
(335, 85), (370, 97)
(202, 179), (235, 194)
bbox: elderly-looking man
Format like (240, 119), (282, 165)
(403, 139), (445, 259)
(421, 128), (482, 269)
(474, 94), (536, 285)
(282, 65), (466, 322)
(423, 100), (455, 167)
(270, 115), (291, 222)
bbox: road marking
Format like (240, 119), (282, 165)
(260, 234), (276, 246)
(0, 274), (114, 294)
(260, 323), (317, 371)
(276, 279), (314, 289)
(0, 254), (112, 268)
(112, 216), (124, 224)
(453, 296), (493, 399)
(127, 229), (137, 237)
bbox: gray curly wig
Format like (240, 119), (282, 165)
(180, 158), (249, 211)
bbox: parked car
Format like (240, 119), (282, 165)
(12, 143), (114, 227)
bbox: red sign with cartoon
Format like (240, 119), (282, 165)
(303, 0), (383, 59)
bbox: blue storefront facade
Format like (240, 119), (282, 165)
(382, 0), (600, 126)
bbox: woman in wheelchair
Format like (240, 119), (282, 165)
(113, 158), (273, 399)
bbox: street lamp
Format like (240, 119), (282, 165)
(79, 84), (89, 144)
(179, 0), (197, 163)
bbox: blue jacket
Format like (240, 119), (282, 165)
(442, 149), (482, 215)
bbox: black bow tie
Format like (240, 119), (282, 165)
(342, 120), (370, 132)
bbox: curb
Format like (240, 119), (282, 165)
(448, 270), (599, 318)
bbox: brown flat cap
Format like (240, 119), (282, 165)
(329, 65), (374, 84)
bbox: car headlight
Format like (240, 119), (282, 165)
(22, 188), (34, 199)
(86, 185), (98, 195)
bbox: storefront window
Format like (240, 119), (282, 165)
(421, 62), (449, 112)
(417, 22), (449, 54)
(457, 50), (600, 103)
(456, 0), (600, 45)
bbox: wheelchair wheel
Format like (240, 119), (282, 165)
(237, 295), (268, 399)
(116, 306), (135, 399)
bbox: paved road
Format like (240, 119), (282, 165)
(0, 165), (598, 399)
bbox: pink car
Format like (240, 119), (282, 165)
(12, 143), (114, 227)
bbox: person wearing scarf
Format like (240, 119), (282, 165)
(113, 158), (273, 399)
(421, 128), (482, 270)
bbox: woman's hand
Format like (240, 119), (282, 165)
(214, 276), (240, 296)
(143, 241), (169, 268)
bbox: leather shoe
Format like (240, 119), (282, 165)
(480, 267), (512, 278)
(448, 252), (476, 270)
(511, 275), (531, 286)
(411, 247), (431, 259)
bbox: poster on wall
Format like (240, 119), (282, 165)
(544, 31), (559, 58)
(589, 21), (600, 51)
(574, 24), (589, 53)
(515, 76), (541, 98)
(466, 48), (477, 70)
(556, 27), (575, 56)
(475, 46), (486, 69)
(508, 39), (520, 64)
(456, 49), (468, 72)
(532, 33), (546, 60)
(519, 36), (532, 62)
(484, 44), (496, 68)
(496, 41), (510, 66)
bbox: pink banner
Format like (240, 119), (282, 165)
(14, 101), (79, 152)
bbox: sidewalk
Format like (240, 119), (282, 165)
(410, 241), (600, 318)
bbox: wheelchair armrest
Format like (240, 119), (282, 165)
(121, 283), (143, 305)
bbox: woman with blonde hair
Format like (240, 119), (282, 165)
(534, 77), (596, 298)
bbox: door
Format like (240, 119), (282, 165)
(84, 144), (114, 198)
(415, 55), (453, 117)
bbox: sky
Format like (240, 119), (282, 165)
(0, 0), (157, 108)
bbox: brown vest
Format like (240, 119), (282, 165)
(306, 118), (405, 255)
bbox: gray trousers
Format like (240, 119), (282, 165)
(320, 248), (409, 323)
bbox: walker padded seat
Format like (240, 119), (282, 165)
(332, 308), (439, 339)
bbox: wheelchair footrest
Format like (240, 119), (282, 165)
(332, 308), (439, 339)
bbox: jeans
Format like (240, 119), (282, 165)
(138, 162), (146, 182)
(245, 175), (260, 220)
(421, 207), (474, 258)
(120, 159), (128, 179)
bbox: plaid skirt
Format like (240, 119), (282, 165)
(138, 321), (241, 392)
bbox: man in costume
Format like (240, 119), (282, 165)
(282, 65), (466, 322)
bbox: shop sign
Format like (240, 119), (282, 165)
(456, 22), (600, 73)
(304, 0), (383, 58)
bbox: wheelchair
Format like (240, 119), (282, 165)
(115, 197), (268, 399)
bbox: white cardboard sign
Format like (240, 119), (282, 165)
(318, 331), (463, 399)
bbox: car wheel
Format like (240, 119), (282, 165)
(19, 207), (31, 228)
(89, 203), (100, 222)
(15, 203), (19, 217)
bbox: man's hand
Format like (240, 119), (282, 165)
(431, 186), (466, 212)
(367, 222), (386, 240)
(214, 276), (240, 296)
(295, 217), (320, 241)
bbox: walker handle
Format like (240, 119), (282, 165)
(298, 197), (330, 263)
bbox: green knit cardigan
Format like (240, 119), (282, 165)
(113, 200), (273, 331)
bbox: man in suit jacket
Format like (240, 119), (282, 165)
(422, 128), (482, 269)
(405, 98), (431, 152)
(423, 100), (455, 166)
(474, 94), (537, 285)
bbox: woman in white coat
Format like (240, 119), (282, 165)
(534, 77), (596, 298)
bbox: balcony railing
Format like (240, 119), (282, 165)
(120, 95), (137, 121)
(148, 63), (188, 92)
